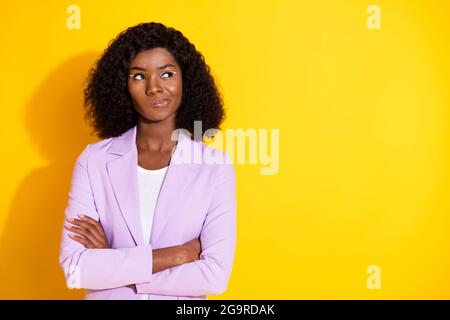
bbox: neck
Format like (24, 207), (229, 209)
(136, 116), (177, 152)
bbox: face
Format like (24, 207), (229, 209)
(127, 47), (182, 124)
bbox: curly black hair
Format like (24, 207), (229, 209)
(83, 22), (225, 139)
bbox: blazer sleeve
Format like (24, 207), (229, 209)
(59, 144), (154, 290)
(135, 157), (237, 296)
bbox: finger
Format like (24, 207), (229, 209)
(67, 217), (109, 248)
(65, 225), (103, 248)
(78, 215), (109, 247)
(78, 214), (98, 224)
(65, 224), (88, 236)
(78, 214), (106, 237)
(67, 218), (105, 244)
(67, 217), (92, 230)
(67, 218), (91, 232)
(68, 233), (93, 248)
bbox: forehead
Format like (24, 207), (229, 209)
(130, 47), (179, 68)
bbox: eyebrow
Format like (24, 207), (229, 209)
(128, 64), (176, 72)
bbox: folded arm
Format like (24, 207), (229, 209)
(60, 145), (236, 295)
(59, 145), (197, 290)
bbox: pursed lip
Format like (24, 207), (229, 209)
(151, 97), (169, 107)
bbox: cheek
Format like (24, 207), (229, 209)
(128, 82), (142, 98)
(168, 81), (182, 100)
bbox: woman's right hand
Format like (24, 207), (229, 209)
(182, 238), (202, 263)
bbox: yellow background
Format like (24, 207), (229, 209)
(0, 0), (449, 299)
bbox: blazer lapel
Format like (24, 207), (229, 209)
(106, 126), (143, 245)
(106, 126), (200, 246)
(150, 129), (200, 245)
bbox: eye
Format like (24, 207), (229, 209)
(129, 73), (145, 80)
(161, 71), (176, 79)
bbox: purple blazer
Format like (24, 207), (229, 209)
(59, 126), (236, 300)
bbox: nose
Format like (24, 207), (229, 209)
(145, 79), (162, 95)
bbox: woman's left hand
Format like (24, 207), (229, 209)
(65, 214), (110, 249)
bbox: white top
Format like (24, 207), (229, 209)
(137, 164), (168, 300)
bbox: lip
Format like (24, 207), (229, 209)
(151, 98), (169, 107)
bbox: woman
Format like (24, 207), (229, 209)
(59, 22), (236, 300)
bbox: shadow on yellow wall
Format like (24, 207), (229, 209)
(0, 53), (102, 299)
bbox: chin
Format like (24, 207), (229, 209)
(141, 110), (176, 123)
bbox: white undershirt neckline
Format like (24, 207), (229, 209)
(137, 165), (169, 175)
